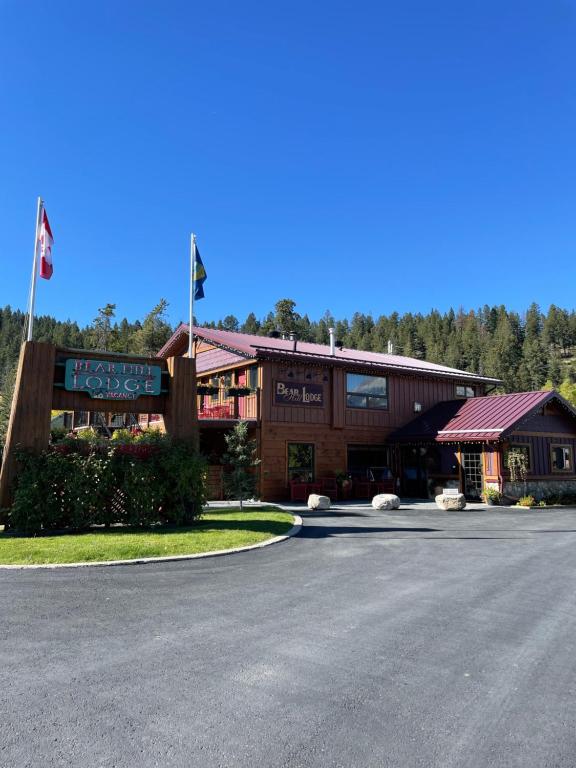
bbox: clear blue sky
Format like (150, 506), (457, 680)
(1, 0), (575, 329)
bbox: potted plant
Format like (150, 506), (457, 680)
(197, 385), (220, 396)
(483, 486), (501, 506)
(227, 386), (252, 397)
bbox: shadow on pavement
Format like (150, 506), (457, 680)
(300, 525), (439, 538)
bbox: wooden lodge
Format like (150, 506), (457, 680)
(157, 325), (515, 501)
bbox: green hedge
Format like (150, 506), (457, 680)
(6, 434), (206, 533)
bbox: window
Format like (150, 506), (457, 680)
(210, 376), (220, 403)
(247, 366), (258, 390)
(346, 373), (388, 410)
(551, 445), (573, 473)
(505, 444), (531, 472)
(456, 385), (475, 398)
(288, 443), (315, 483)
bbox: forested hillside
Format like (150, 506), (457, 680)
(205, 299), (576, 400)
(2, 299), (576, 434)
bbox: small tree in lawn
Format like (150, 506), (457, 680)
(222, 421), (260, 510)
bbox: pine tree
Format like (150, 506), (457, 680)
(90, 304), (116, 351)
(132, 299), (173, 356)
(221, 422), (260, 510)
(0, 362), (17, 452)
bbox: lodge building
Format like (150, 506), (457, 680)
(152, 325), (573, 503)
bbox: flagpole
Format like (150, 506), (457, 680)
(26, 196), (43, 342)
(189, 232), (196, 358)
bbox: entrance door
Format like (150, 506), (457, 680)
(461, 452), (483, 499)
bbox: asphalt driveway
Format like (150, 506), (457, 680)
(2, 503), (576, 767)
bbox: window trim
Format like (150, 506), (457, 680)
(345, 372), (389, 411)
(550, 444), (574, 473)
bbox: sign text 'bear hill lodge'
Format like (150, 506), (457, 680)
(64, 358), (163, 400)
(274, 380), (324, 406)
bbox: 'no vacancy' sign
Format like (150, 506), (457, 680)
(64, 358), (162, 401)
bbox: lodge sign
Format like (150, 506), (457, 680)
(64, 358), (162, 400)
(275, 380), (324, 407)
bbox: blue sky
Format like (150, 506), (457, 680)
(1, 0), (575, 329)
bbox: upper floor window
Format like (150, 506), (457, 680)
(456, 385), (475, 398)
(551, 445), (573, 473)
(247, 366), (258, 390)
(346, 373), (388, 410)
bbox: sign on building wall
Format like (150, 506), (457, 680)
(64, 358), (162, 401)
(275, 380), (324, 407)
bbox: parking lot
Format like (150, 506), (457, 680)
(1, 503), (576, 767)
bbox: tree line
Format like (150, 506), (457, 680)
(2, 298), (576, 443)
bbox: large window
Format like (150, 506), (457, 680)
(456, 385), (475, 398)
(551, 445), (573, 473)
(288, 443), (315, 483)
(346, 373), (388, 410)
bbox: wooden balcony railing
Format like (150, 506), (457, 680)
(197, 387), (260, 421)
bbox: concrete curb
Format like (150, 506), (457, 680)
(0, 514), (303, 571)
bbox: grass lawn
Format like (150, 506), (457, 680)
(0, 507), (295, 565)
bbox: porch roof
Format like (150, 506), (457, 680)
(391, 390), (573, 443)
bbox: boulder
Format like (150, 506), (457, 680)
(435, 492), (466, 511)
(372, 494), (401, 510)
(307, 494), (331, 510)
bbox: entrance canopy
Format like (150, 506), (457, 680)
(391, 390), (575, 444)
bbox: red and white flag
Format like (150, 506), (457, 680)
(38, 208), (54, 280)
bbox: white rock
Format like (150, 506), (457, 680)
(435, 493), (467, 511)
(307, 494), (331, 510)
(372, 494), (401, 510)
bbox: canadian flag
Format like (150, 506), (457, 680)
(39, 208), (54, 280)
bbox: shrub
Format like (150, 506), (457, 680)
(517, 495), (536, 507)
(7, 435), (206, 533)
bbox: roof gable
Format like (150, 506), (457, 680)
(392, 391), (576, 443)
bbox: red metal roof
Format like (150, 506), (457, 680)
(392, 390), (573, 443)
(195, 347), (247, 374)
(158, 324), (501, 385)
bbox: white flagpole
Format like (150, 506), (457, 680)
(26, 196), (43, 342)
(188, 232), (196, 358)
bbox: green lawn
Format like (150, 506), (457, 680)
(0, 507), (295, 565)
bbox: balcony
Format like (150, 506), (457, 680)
(197, 386), (259, 421)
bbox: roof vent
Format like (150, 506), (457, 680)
(289, 331), (297, 351)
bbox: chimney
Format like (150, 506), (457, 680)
(328, 327), (336, 356)
(289, 331), (297, 351)
(387, 339), (394, 354)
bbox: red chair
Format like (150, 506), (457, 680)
(320, 478), (338, 499)
(375, 480), (395, 494)
(290, 482), (308, 502)
(353, 480), (371, 498)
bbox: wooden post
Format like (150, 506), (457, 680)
(0, 342), (56, 511)
(163, 355), (198, 447)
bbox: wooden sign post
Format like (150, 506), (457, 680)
(0, 342), (198, 512)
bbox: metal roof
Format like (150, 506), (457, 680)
(158, 324), (502, 385)
(392, 390), (575, 443)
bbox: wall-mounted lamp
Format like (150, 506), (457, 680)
(414, 402), (422, 413)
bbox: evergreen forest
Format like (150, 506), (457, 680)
(2, 299), (576, 445)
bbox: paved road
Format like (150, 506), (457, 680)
(2, 504), (576, 768)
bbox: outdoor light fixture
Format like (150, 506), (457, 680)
(414, 402), (422, 412)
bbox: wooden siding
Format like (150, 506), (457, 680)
(518, 402), (576, 435)
(507, 433), (576, 477)
(259, 424), (391, 499)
